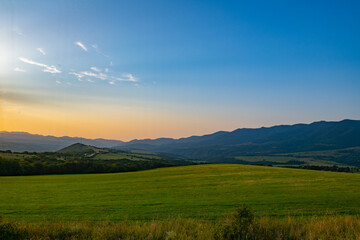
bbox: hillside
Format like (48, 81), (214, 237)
(205, 147), (360, 167)
(0, 144), (191, 176)
(1, 164), (359, 222)
(2, 120), (360, 167)
(57, 143), (107, 154)
(114, 119), (360, 162)
(0, 131), (123, 152)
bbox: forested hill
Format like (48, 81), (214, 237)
(1, 120), (360, 163)
(114, 119), (360, 160)
(0, 143), (191, 176)
(0, 132), (123, 152)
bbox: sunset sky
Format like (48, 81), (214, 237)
(1, 0), (360, 141)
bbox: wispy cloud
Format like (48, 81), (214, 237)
(75, 41), (88, 51)
(13, 67), (26, 72)
(114, 74), (138, 82)
(123, 74), (138, 82)
(18, 57), (61, 74)
(56, 80), (62, 84)
(69, 72), (84, 80)
(43, 68), (60, 74)
(13, 27), (23, 36)
(91, 43), (110, 58)
(69, 68), (139, 85)
(37, 48), (46, 55)
(80, 71), (107, 80)
(90, 67), (101, 72)
(19, 57), (46, 67)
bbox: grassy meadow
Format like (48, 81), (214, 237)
(1, 164), (360, 223)
(2, 215), (360, 240)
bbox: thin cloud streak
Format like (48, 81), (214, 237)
(114, 74), (138, 82)
(69, 72), (84, 80)
(80, 71), (107, 80)
(37, 48), (46, 55)
(123, 74), (137, 82)
(90, 67), (101, 72)
(71, 70), (139, 84)
(91, 43), (110, 58)
(13, 27), (23, 36)
(75, 41), (88, 51)
(13, 67), (26, 72)
(18, 57), (61, 74)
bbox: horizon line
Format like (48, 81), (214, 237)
(1, 118), (357, 142)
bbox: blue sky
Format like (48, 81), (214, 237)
(0, 0), (359, 140)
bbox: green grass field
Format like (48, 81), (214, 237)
(1, 164), (359, 222)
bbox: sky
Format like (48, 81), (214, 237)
(0, 0), (360, 141)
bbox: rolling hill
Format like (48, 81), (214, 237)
(57, 143), (108, 154)
(0, 143), (192, 176)
(114, 119), (360, 162)
(2, 120), (360, 167)
(1, 164), (359, 222)
(0, 131), (123, 152)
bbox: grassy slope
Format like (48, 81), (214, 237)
(0, 164), (359, 222)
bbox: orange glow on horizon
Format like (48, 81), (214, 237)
(0, 101), (227, 141)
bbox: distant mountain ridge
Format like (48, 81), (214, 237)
(1, 120), (360, 159)
(114, 119), (360, 159)
(0, 131), (123, 152)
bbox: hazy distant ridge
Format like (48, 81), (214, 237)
(115, 119), (360, 159)
(0, 131), (123, 152)
(1, 120), (360, 157)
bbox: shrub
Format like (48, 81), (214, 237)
(0, 216), (27, 240)
(215, 206), (258, 240)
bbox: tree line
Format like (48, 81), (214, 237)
(0, 152), (183, 176)
(285, 164), (360, 173)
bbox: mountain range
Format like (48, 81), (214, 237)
(1, 120), (360, 161)
(0, 131), (123, 152)
(114, 119), (360, 160)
